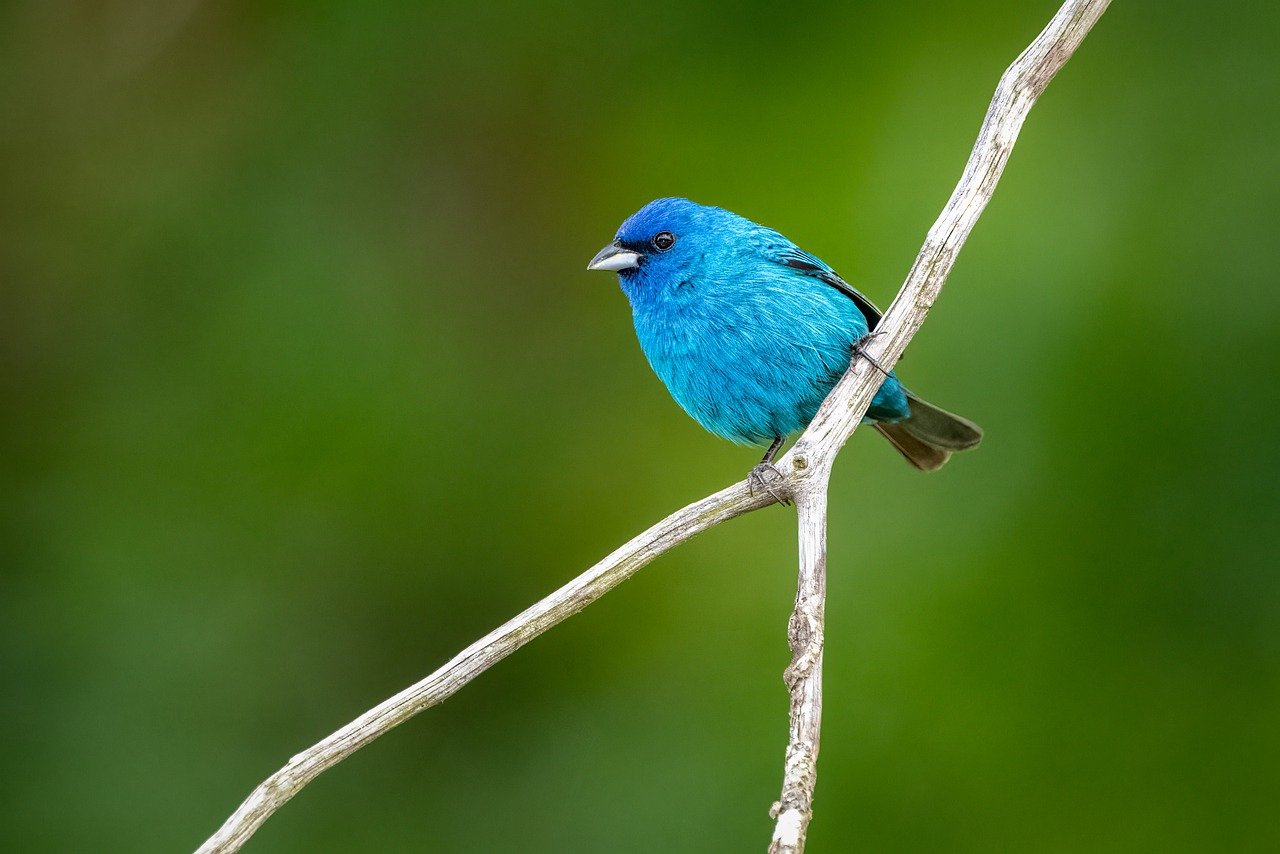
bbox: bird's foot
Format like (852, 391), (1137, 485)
(749, 462), (792, 507)
(852, 331), (891, 377)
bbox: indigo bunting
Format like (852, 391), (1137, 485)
(588, 197), (981, 477)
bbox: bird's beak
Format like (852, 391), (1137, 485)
(587, 242), (641, 272)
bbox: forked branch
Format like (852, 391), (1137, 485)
(197, 2), (1110, 851)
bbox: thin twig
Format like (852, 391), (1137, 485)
(197, 2), (1109, 850)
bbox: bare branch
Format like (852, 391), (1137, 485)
(197, 2), (1109, 851)
(768, 483), (828, 854)
(792, 0), (1112, 468)
(196, 482), (773, 853)
(764, 2), (1110, 848)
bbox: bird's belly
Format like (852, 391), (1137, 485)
(636, 312), (850, 446)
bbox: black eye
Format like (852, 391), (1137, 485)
(652, 231), (676, 251)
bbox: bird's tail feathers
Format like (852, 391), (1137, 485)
(874, 392), (983, 471)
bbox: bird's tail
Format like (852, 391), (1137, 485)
(873, 391), (983, 471)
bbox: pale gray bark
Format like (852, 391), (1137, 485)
(198, 2), (1110, 851)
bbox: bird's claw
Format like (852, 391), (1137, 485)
(749, 462), (792, 507)
(852, 331), (891, 377)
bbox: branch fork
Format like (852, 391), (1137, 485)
(197, 3), (1110, 851)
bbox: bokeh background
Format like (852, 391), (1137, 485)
(3, 1), (1278, 851)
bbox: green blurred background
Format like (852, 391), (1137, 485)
(3, 1), (1277, 850)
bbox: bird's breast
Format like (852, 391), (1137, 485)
(630, 281), (864, 444)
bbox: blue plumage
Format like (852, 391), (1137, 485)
(588, 198), (981, 471)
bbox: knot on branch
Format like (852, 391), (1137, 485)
(783, 605), (823, 691)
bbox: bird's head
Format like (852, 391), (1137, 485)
(587, 197), (743, 290)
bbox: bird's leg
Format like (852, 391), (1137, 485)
(852, 331), (891, 377)
(748, 435), (791, 507)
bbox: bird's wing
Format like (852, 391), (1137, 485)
(770, 247), (884, 329)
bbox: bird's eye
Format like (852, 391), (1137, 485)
(652, 231), (676, 251)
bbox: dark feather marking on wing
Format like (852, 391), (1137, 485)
(777, 255), (884, 329)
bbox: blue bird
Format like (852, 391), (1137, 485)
(588, 197), (981, 477)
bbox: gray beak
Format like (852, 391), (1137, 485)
(587, 241), (642, 272)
